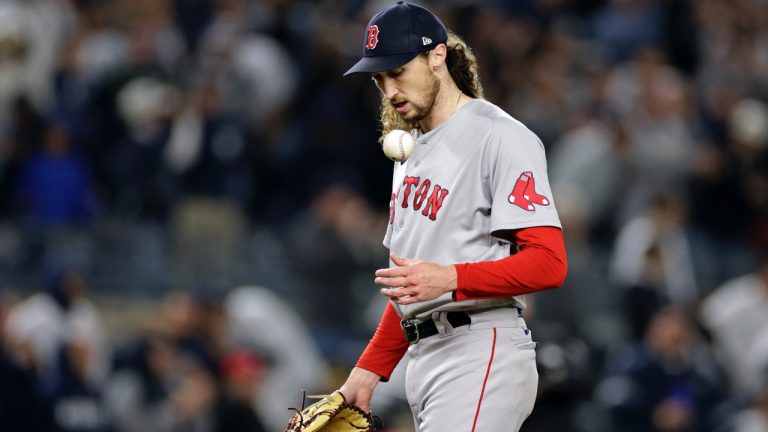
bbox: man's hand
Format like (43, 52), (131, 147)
(339, 367), (381, 412)
(375, 253), (457, 305)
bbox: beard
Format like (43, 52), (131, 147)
(397, 73), (441, 123)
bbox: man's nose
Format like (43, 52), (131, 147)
(381, 79), (398, 100)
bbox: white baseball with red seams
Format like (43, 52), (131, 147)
(382, 129), (415, 161)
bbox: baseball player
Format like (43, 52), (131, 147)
(339, 2), (568, 431)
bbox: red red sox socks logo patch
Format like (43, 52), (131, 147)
(508, 171), (550, 211)
(366, 25), (380, 49)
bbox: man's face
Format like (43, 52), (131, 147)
(372, 54), (440, 122)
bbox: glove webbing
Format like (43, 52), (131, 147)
(285, 390), (381, 431)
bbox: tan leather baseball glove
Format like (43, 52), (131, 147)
(284, 390), (377, 432)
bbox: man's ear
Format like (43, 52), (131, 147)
(429, 44), (448, 70)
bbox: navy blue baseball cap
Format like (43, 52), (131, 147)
(343, 1), (448, 76)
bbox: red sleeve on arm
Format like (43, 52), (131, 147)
(356, 302), (409, 381)
(453, 226), (567, 301)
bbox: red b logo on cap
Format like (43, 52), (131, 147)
(365, 25), (379, 49)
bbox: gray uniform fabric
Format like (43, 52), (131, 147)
(405, 308), (538, 431)
(384, 99), (561, 320)
(382, 99), (560, 431)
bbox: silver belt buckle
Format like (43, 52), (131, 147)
(401, 319), (420, 344)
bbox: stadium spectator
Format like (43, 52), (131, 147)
(595, 306), (727, 432)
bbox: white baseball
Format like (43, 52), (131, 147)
(382, 129), (415, 162)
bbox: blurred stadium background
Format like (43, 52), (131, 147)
(0, 0), (767, 431)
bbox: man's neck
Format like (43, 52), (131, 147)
(420, 83), (466, 132)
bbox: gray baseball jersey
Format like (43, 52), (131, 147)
(384, 99), (561, 319)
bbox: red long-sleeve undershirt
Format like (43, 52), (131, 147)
(356, 226), (567, 380)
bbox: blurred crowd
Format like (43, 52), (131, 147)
(0, 0), (767, 431)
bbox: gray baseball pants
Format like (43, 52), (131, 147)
(405, 307), (538, 431)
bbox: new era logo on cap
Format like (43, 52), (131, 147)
(343, 1), (448, 76)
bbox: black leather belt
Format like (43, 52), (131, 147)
(400, 312), (472, 344)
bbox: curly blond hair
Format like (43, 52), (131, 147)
(376, 32), (484, 142)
